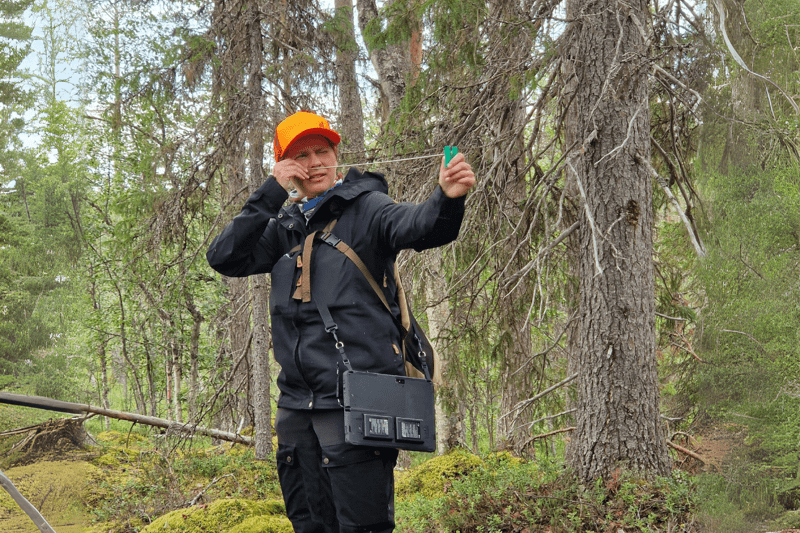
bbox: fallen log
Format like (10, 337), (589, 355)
(0, 392), (253, 446)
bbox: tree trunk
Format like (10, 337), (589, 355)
(335, 0), (365, 157)
(142, 324), (157, 417)
(562, 0), (672, 480)
(90, 275), (112, 429)
(208, 0), (267, 433)
(99, 339), (110, 429)
(244, 0), (272, 460)
(357, 0), (412, 123)
(186, 294), (204, 422)
(171, 340), (183, 423)
(493, 96), (535, 457)
(109, 276), (146, 415)
(423, 248), (461, 454)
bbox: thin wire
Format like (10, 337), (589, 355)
(316, 152), (443, 169)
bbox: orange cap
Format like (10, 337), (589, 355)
(273, 111), (341, 162)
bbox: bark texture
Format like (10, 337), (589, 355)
(423, 247), (461, 453)
(357, 0), (413, 123)
(244, 0), (272, 460)
(335, 0), (365, 156)
(562, 0), (672, 480)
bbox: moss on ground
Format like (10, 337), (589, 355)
(95, 430), (147, 446)
(0, 459), (101, 533)
(395, 447), (483, 500)
(140, 498), (291, 533)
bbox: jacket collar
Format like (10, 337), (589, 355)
(278, 168), (387, 230)
(306, 168), (387, 223)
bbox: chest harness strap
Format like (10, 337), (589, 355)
(290, 218), (338, 302)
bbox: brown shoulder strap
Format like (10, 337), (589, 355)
(292, 219), (338, 302)
(318, 232), (408, 339)
(331, 240), (392, 312)
(316, 230), (435, 380)
(395, 268), (411, 333)
(297, 220), (412, 341)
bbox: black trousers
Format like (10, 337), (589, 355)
(275, 407), (398, 533)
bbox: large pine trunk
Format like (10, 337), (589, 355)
(563, 0), (672, 480)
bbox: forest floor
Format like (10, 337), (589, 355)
(0, 414), (99, 532)
(1, 407), (797, 533)
(694, 423), (745, 472)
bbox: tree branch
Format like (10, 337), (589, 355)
(640, 154), (707, 257)
(711, 0), (799, 115)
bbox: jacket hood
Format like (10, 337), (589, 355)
(337, 167), (388, 197)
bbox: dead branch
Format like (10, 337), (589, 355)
(500, 373), (578, 420)
(0, 392), (252, 446)
(187, 473), (237, 507)
(720, 328), (767, 354)
(524, 426), (576, 450)
(640, 155), (706, 257)
(667, 439), (705, 464)
(517, 408), (578, 432)
(656, 311), (688, 322)
(671, 332), (705, 363)
(711, 0), (799, 115)
(568, 159), (604, 276)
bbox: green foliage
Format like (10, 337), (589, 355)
(397, 455), (697, 533)
(693, 165), (800, 410)
(688, 24), (800, 514)
(427, 0), (489, 71)
(0, 0), (34, 107)
(86, 438), (283, 531)
(696, 467), (784, 531)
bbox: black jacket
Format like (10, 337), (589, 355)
(206, 168), (465, 410)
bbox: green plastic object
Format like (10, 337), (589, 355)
(444, 146), (458, 166)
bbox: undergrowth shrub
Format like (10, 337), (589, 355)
(86, 440), (282, 532)
(396, 453), (697, 533)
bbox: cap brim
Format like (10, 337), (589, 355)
(281, 128), (341, 159)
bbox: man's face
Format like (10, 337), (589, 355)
(284, 134), (339, 199)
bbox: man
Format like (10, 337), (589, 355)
(207, 111), (475, 533)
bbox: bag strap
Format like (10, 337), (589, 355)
(295, 216), (432, 381)
(395, 268), (412, 334)
(317, 231), (432, 382)
(318, 233), (404, 335)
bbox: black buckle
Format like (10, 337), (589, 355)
(321, 233), (341, 247)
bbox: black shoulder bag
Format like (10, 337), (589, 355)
(301, 223), (436, 452)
